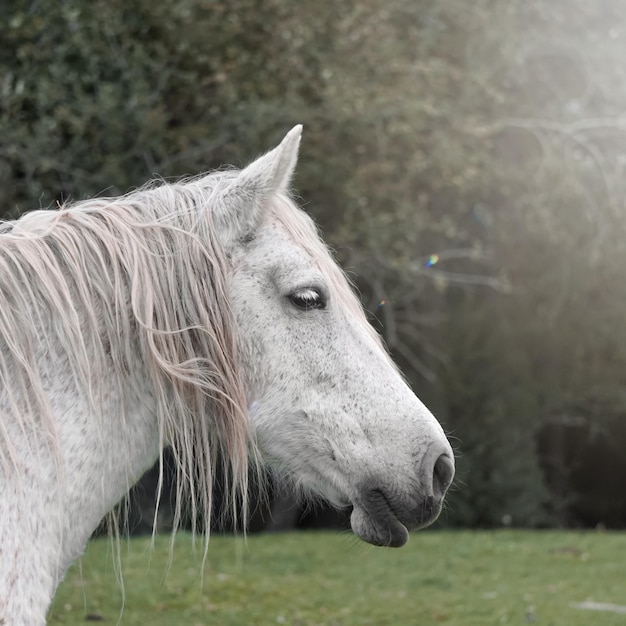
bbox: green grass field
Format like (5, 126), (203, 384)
(49, 530), (626, 625)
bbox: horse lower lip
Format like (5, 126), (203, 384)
(350, 491), (410, 548)
(350, 488), (443, 547)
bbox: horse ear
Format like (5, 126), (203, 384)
(215, 125), (302, 247)
(237, 124), (302, 196)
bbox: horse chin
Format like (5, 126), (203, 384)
(350, 504), (410, 548)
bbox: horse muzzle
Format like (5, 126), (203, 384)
(350, 452), (455, 547)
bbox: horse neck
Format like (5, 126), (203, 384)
(0, 336), (161, 625)
(0, 229), (165, 611)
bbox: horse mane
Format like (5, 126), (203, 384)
(0, 170), (392, 545)
(0, 172), (256, 536)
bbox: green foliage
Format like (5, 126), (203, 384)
(50, 531), (626, 625)
(3, 0), (626, 527)
(0, 0), (333, 213)
(441, 292), (552, 527)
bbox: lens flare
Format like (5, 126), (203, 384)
(425, 254), (439, 268)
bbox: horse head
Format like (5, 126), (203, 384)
(209, 127), (454, 547)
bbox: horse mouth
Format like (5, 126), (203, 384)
(349, 489), (441, 548)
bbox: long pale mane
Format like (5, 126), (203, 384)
(0, 173), (255, 535)
(0, 169), (393, 544)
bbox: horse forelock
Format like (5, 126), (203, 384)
(269, 195), (394, 363)
(0, 173), (257, 536)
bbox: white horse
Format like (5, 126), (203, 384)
(0, 126), (454, 624)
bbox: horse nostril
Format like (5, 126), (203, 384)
(433, 454), (454, 498)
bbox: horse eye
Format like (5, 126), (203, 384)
(289, 288), (326, 311)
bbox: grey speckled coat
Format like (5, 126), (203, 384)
(0, 127), (454, 624)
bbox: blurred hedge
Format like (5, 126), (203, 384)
(3, 0), (626, 528)
(1, 0), (334, 213)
